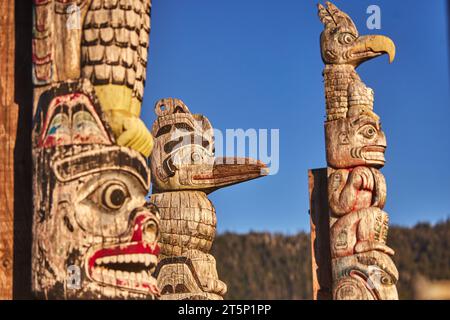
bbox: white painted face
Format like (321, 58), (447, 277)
(32, 145), (161, 299)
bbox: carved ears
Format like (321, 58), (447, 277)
(154, 98), (191, 117)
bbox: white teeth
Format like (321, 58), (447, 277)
(95, 254), (157, 266)
(136, 273), (143, 282)
(94, 267), (102, 277)
(144, 255), (151, 267)
(123, 272), (129, 280)
(129, 272), (136, 281)
(102, 268), (108, 278)
(116, 270), (123, 279)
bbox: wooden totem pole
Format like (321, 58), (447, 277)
(31, 0), (160, 299)
(310, 2), (399, 300)
(150, 98), (268, 300)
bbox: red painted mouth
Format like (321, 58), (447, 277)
(87, 242), (160, 296)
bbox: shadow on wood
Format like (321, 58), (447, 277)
(13, 0), (33, 299)
(308, 168), (332, 300)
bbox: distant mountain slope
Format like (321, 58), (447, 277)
(211, 219), (450, 300)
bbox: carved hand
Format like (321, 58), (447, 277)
(111, 114), (154, 158)
(329, 167), (375, 215)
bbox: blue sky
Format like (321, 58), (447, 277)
(142, 0), (450, 233)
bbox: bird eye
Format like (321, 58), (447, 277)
(340, 33), (355, 45)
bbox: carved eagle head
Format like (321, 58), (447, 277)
(318, 2), (395, 67)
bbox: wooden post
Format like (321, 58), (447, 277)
(0, 0), (17, 300)
(308, 168), (332, 300)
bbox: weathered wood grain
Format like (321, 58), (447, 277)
(31, 0), (160, 299)
(308, 168), (332, 300)
(316, 1), (399, 300)
(0, 0), (17, 300)
(150, 98), (268, 300)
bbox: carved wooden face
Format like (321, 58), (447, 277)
(325, 114), (387, 169)
(33, 147), (160, 299)
(333, 251), (398, 300)
(32, 82), (160, 299)
(150, 99), (215, 192)
(150, 98), (268, 194)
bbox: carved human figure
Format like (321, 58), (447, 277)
(32, 0), (159, 299)
(150, 98), (268, 300)
(318, 1), (398, 300)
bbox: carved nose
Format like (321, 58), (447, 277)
(130, 211), (160, 244)
(142, 218), (159, 243)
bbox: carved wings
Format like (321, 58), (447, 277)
(81, 0), (151, 103)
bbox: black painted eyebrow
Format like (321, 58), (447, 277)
(155, 124), (172, 138)
(163, 134), (210, 154)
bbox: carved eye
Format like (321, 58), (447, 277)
(102, 183), (129, 210)
(191, 152), (202, 163)
(339, 33), (355, 45)
(87, 181), (130, 212)
(360, 125), (377, 139)
(380, 275), (394, 286)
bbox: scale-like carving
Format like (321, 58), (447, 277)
(33, 0), (153, 157)
(32, 0), (159, 299)
(150, 98), (268, 300)
(318, 2), (398, 300)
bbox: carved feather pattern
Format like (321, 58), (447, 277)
(81, 0), (151, 102)
(317, 1), (358, 36)
(32, 0), (54, 85)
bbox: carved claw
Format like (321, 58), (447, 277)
(350, 166), (374, 191)
(354, 240), (395, 256)
(330, 207), (391, 258)
(115, 116), (154, 157)
(204, 278), (227, 296)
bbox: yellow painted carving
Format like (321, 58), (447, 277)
(350, 35), (396, 64)
(94, 84), (154, 157)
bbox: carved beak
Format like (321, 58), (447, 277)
(189, 157), (269, 193)
(350, 35), (396, 66)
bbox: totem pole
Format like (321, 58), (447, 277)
(31, 0), (160, 299)
(315, 2), (399, 300)
(150, 98), (268, 300)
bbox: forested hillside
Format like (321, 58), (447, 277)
(212, 219), (450, 300)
